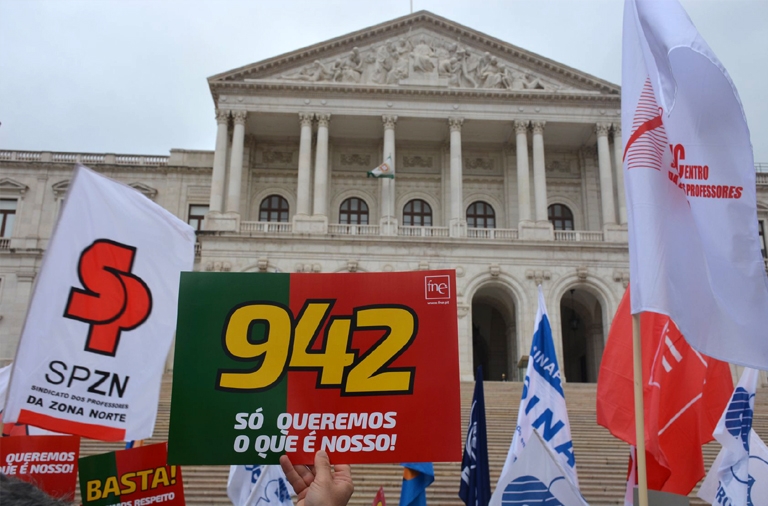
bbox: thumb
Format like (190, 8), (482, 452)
(313, 450), (333, 482)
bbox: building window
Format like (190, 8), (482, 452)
(467, 201), (495, 229)
(259, 195), (290, 222)
(339, 197), (369, 225)
(760, 220), (766, 258)
(403, 199), (432, 226)
(0, 199), (17, 238)
(188, 204), (209, 231)
(548, 204), (574, 231)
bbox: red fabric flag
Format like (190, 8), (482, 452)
(597, 285), (734, 495)
(372, 486), (386, 506)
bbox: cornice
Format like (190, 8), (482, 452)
(0, 161), (212, 175)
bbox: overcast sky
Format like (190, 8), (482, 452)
(1, 0), (767, 162)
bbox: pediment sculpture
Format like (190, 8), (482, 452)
(277, 32), (560, 91)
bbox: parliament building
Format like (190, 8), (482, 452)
(1, 11), (766, 383)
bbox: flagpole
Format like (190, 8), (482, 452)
(632, 313), (649, 506)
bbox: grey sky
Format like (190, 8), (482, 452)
(1, 0), (766, 161)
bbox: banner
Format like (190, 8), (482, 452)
(0, 435), (80, 500)
(490, 430), (587, 506)
(227, 465), (294, 506)
(698, 429), (768, 505)
(168, 270), (461, 465)
(596, 285), (733, 494)
(79, 442), (185, 506)
(496, 286), (578, 489)
(459, 366), (490, 506)
(622, 0), (768, 369)
(3, 165), (196, 440)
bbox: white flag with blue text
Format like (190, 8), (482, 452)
(492, 285), (579, 502)
(490, 430), (587, 506)
(227, 464), (295, 506)
(697, 368), (767, 506)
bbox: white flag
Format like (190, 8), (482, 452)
(493, 286), (579, 501)
(622, 0), (768, 369)
(227, 465), (295, 506)
(367, 155), (394, 178)
(490, 430), (587, 506)
(3, 165), (195, 441)
(697, 368), (759, 505)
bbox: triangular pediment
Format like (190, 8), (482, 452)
(51, 179), (70, 197)
(0, 178), (28, 195)
(129, 182), (158, 199)
(210, 11), (618, 96)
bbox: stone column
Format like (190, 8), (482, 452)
(296, 113), (314, 217)
(381, 115), (397, 235)
(225, 110), (247, 214)
(596, 123), (617, 226)
(515, 120), (532, 224)
(209, 109), (229, 214)
(532, 121), (549, 223)
(612, 124), (627, 225)
(312, 114), (331, 218)
(449, 117), (466, 237)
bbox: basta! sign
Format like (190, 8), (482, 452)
(79, 443), (184, 506)
(0, 435), (81, 501)
(168, 270), (462, 465)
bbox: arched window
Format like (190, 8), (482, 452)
(548, 203), (574, 230)
(339, 197), (369, 225)
(467, 201), (495, 229)
(403, 199), (432, 226)
(259, 195), (289, 222)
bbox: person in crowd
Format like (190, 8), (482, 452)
(0, 474), (71, 506)
(279, 450), (354, 506)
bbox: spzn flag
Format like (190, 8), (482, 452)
(698, 429), (768, 505)
(490, 430), (587, 506)
(492, 285), (579, 502)
(622, 0), (768, 368)
(697, 368), (760, 506)
(227, 465), (295, 506)
(3, 165), (195, 441)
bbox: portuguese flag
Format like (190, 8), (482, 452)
(168, 271), (461, 465)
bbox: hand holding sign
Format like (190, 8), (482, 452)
(280, 450), (354, 506)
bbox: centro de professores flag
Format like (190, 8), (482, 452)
(3, 165), (196, 441)
(622, 0), (768, 368)
(597, 286), (733, 495)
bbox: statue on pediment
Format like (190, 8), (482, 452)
(276, 33), (561, 91)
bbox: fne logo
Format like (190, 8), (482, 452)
(425, 275), (450, 300)
(63, 239), (153, 357)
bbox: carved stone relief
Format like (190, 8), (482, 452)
(276, 31), (562, 91)
(340, 154), (372, 167)
(402, 155), (433, 169)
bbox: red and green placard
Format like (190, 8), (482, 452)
(168, 270), (462, 465)
(78, 443), (184, 506)
(0, 435), (80, 500)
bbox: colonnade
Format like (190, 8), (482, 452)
(206, 110), (626, 237)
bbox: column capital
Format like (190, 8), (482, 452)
(316, 113), (331, 127)
(532, 120), (546, 135)
(595, 123), (611, 137)
(299, 112), (314, 127)
(232, 110), (248, 125)
(382, 115), (398, 130)
(215, 109), (230, 124)
(448, 117), (464, 132)
(612, 123), (622, 137)
(514, 120), (529, 134)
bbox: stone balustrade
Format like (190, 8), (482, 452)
(0, 238), (9, 250)
(0, 150), (169, 166)
(554, 230), (605, 242)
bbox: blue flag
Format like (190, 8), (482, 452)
(399, 462), (434, 506)
(459, 366), (490, 506)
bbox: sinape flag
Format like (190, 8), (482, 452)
(622, 0), (768, 368)
(3, 165), (195, 441)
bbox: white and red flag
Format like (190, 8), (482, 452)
(3, 165), (195, 441)
(597, 286), (733, 495)
(622, 0), (768, 367)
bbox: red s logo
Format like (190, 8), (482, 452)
(64, 239), (153, 356)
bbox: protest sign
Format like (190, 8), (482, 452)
(79, 442), (185, 506)
(0, 435), (80, 500)
(168, 270), (462, 465)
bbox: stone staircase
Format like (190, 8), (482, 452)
(77, 376), (768, 506)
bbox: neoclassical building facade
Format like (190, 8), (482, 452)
(1, 11), (766, 382)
